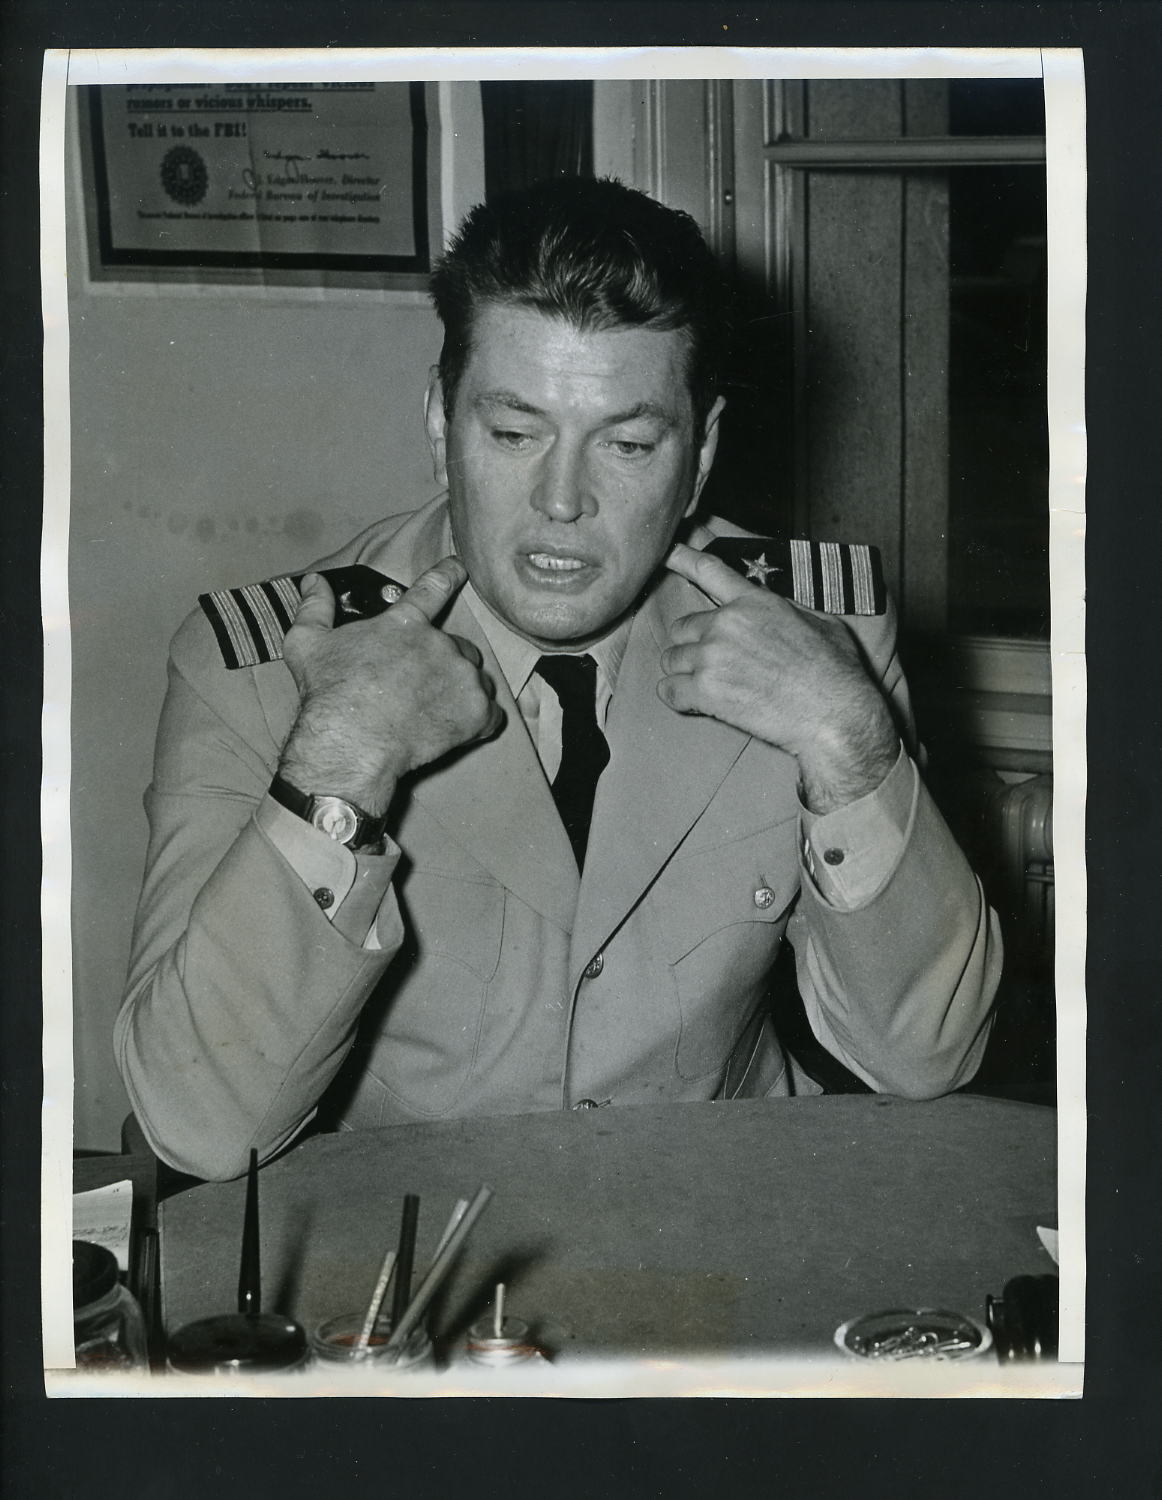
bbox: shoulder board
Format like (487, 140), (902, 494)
(703, 535), (886, 615)
(198, 563), (407, 670)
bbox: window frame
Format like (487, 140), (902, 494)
(597, 76), (1052, 769)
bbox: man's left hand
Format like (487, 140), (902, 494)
(660, 542), (900, 814)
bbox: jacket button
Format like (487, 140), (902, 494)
(583, 952), (604, 979)
(823, 848), (845, 866)
(573, 1098), (598, 1111)
(312, 887), (335, 910)
(753, 886), (775, 909)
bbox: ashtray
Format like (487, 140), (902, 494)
(834, 1308), (992, 1362)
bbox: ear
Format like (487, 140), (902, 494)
(684, 395), (726, 518)
(423, 366), (448, 486)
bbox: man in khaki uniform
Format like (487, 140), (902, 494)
(117, 178), (1000, 1181)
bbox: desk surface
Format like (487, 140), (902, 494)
(160, 1095), (1056, 1360)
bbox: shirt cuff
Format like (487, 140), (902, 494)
(254, 794), (400, 947)
(799, 744), (916, 911)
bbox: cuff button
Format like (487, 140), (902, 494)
(823, 848), (846, 866)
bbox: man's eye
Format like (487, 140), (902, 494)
(491, 429), (533, 450)
(606, 439), (655, 458)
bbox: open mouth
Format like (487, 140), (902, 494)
(513, 548), (602, 596)
(527, 552), (586, 573)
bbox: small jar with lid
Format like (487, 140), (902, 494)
(73, 1240), (148, 1372)
(309, 1312), (435, 1371)
(464, 1315), (546, 1367)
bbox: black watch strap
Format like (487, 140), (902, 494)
(268, 775), (388, 852)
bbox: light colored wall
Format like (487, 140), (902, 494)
(66, 95), (471, 1150)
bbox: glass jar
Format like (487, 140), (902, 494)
(73, 1239), (148, 1372)
(986, 1274), (1059, 1361)
(464, 1316), (546, 1367)
(309, 1312), (435, 1371)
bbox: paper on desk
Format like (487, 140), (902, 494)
(73, 1179), (133, 1272)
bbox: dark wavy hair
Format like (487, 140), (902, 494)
(430, 177), (729, 428)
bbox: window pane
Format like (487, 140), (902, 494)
(949, 78), (1046, 137)
(803, 79), (904, 140)
(948, 165), (1049, 637)
(792, 78), (1046, 141)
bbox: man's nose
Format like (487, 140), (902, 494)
(530, 443), (597, 523)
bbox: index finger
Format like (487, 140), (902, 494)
(391, 555), (469, 625)
(664, 541), (753, 606)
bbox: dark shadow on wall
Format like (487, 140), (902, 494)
(699, 265), (797, 538)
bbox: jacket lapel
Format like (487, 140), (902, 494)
(405, 588), (581, 933)
(569, 569), (752, 973)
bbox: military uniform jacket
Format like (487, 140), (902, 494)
(116, 495), (1001, 1180)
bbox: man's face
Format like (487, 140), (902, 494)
(425, 302), (723, 649)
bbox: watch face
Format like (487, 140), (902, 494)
(310, 796), (360, 845)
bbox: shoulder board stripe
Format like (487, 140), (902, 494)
(268, 574), (301, 627)
(788, 538), (814, 608)
(705, 535), (886, 615)
(820, 541), (848, 614)
(198, 562), (411, 669)
(230, 585), (276, 667)
(199, 580), (301, 670)
(239, 582), (287, 663)
(223, 588), (262, 665)
(200, 586), (246, 670)
(850, 543), (878, 614)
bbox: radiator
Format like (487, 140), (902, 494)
(990, 773), (1054, 964)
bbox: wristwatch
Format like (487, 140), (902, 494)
(268, 774), (389, 853)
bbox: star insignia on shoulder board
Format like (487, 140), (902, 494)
(742, 552), (781, 585)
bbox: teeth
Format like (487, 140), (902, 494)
(528, 553), (584, 571)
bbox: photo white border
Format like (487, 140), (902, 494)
(41, 44), (1085, 1393)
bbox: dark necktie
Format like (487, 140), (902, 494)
(535, 654), (611, 869)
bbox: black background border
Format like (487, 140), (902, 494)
(3, 3), (1158, 1495)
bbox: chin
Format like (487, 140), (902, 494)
(504, 592), (623, 648)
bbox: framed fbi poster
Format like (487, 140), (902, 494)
(80, 81), (437, 285)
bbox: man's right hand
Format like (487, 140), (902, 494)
(277, 556), (503, 815)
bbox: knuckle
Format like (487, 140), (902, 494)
(698, 627), (724, 664)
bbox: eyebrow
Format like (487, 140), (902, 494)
(472, 392), (677, 427)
